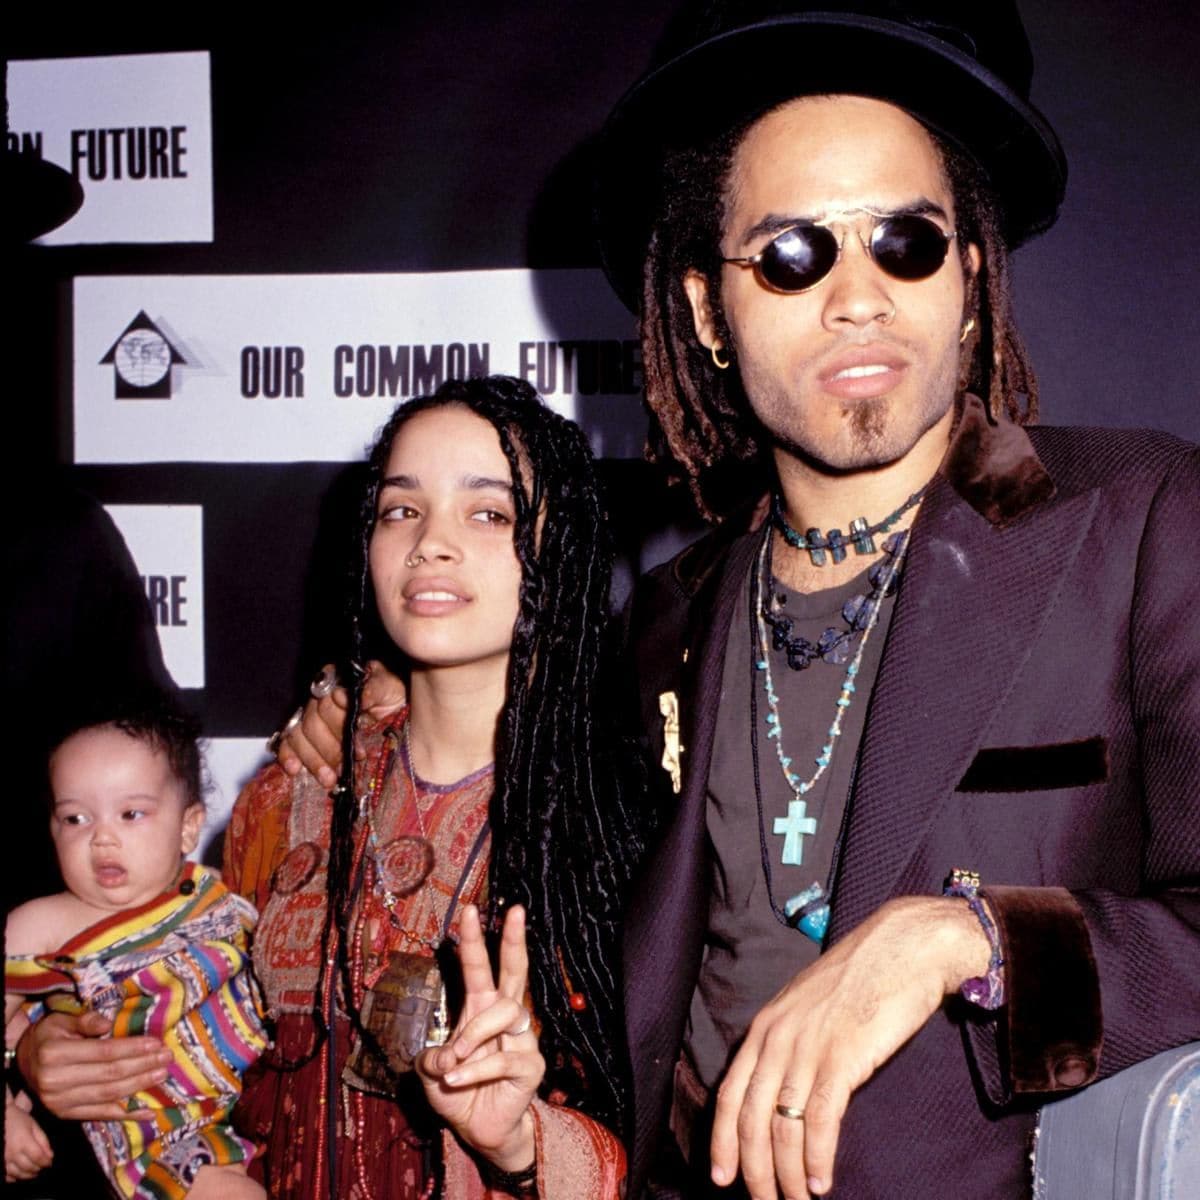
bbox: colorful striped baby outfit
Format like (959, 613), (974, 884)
(6, 862), (268, 1199)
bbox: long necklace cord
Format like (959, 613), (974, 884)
(748, 554), (788, 928)
(750, 526), (911, 933)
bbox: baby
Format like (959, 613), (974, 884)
(5, 697), (268, 1200)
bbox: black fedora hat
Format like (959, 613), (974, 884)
(596, 0), (1067, 312)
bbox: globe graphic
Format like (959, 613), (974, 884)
(115, 330), (172, 387)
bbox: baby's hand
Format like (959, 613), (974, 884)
(5, 1099), (54, 1182)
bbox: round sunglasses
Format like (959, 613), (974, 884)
(722, 211), (956, 294)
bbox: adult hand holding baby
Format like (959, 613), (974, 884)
(16, 1009), (169, 1121)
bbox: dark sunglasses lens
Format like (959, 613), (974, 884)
(871, 216), (950, 280)
(758, 225), (839, 292)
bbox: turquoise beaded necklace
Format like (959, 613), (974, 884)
(749, 525), (913, 943)
(754, 526), (911, 866)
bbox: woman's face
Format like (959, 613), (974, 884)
(369, 405), (523, 675)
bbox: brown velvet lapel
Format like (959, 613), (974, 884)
(943, 393), (1056, 526)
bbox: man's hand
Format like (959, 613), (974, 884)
(276, 660), (407, 788)
(709, 896), (990, 1199)
(16, 1010), (172, 1122)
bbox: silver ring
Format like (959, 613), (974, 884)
(774, 1103), (805, 1121)
(507, 1012), (532, 1037)
(267, 706), (305, 754)
(310, 664), (338, 699)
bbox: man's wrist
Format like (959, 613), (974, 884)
(943, 869), (1006, 1008)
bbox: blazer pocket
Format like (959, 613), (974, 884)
(957, 736), (1108, 793)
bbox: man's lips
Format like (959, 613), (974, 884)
(819, 344), (909, 400)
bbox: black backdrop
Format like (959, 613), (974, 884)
(7, 0), (1199, 741)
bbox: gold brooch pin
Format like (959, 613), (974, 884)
(658, 690), (683, 794)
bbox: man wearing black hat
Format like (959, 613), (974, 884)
(599, 2), (1200, 1198)
(30, 5), (1192, 1196)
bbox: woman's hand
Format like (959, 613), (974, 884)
(417, 904), (544, 1172)
(276, 660), (407, 789)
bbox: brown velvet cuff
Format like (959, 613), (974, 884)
(983, 885), (1103, 1094)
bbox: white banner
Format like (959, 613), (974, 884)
(73, 269), (645, 462)
(193, 738), (271, 865)
(105, 505), (205, 688)
(8, 52), (213, 245)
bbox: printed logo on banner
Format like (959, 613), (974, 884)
(7, 52), (213, 245)
(100, 311), (188, 398)
(105, 505), (205, 688)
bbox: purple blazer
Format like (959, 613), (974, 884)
(621, 397), (1200, 1198)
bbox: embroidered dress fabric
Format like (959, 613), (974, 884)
(226, 712), (492, 1199)
(5, 863), (268, 1200)
(225, 711), (626, 1199)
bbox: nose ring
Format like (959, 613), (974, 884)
(406, 552), (425, 567)
(879, 301), (897, 324)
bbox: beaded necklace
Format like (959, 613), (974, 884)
(358, 721), (492, 949)
(749, 526), (912, 941)
(771, 485), (925, 566)
(761, 525), (912, 671)
(338, 718), (490, 1200)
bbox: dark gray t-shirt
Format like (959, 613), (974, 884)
(686, 549), (897, 1090)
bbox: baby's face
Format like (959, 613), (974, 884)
(49, 725), (204, 914)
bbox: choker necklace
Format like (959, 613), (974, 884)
(763, 536), (907, 671)
(749, 526), (912, 941)
(772, 485), (926, 567)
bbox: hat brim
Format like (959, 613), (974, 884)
(596, 13), (1067, 312)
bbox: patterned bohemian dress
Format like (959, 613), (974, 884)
(223, 709), (624, 1200)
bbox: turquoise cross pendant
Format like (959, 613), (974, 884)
(774, 798), (817, 865)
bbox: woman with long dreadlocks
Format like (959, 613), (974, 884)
(222, 376), (644, 1198)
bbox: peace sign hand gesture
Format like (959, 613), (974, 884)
(417, 904), (544, 1172)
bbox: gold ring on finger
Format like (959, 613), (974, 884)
(774, 1103), (805, 1120)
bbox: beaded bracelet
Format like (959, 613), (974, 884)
(943, 868), (1006, 1010)
(476, 1156), (538, 1197)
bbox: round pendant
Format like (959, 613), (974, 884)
(271, 840), (325, 895)
(375, 836), (434, 897)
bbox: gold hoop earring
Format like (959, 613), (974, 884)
(960, 317), (976, 345)
(711, 343), (730, 370)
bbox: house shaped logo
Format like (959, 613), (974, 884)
(100, 311), (187, 398)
